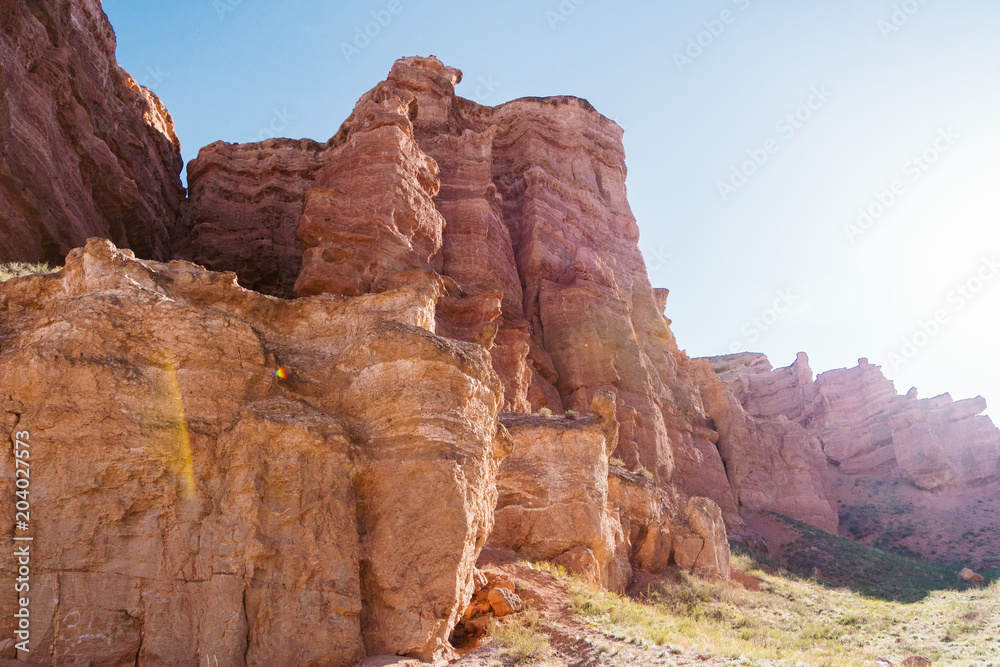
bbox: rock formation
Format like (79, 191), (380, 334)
(710, 353), (1000, 492)
(488, 393), (632, 592)
(0, 240), (507, 664)
(487, 391), (731, 588)
(175, 57), (746, 534)
(173, 139), (327, 297)
(2, 3), (999, 660)
(691, 357), (838, 533)
(0, 0), (183, 264)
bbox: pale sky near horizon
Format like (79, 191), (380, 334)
(103, 0), (1000, 415)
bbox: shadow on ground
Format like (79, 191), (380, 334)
(752, 513), (999, 603)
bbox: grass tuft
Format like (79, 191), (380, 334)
(0, 262), (60, 282)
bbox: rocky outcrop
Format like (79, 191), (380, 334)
(0, 239), (508, 665)
(671, 497), (731, 581)
(489, 393), (631, 592)
(712, 354), (1000, 492)
(0, 0), (183, 264)
(488, 390), (731, 587)
(692, 357), (838, 533)
(173, 139), (327, 297)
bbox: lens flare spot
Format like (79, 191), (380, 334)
(274, 366), (289, 380)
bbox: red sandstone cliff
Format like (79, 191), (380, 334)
(0, 0), (183, 263)
(1, 6), (998, 661)
(710, 353), (1000, 493)
(178, 56), (746, 529)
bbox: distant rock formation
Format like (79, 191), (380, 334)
(0, 0), (183, 263)
(710, 353), (1000, 492)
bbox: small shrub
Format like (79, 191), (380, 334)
(564, 409), (580, 419)
(609, 457), (626, 467)
(633, 465), (654, 479)
(534, 407), (553, 418)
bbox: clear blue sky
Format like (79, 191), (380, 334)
(103, 0), (1000, 414)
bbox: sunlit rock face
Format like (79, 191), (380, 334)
(489, 393), (632, 593)
(692, 355), (838, 533)
(711, 354), (1000, 492)
(0, 240), (507, 665)
(0, 0), (183, 264)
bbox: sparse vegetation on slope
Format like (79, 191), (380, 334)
(480, 524), (1000, 666)
(775, 512), (998, 602)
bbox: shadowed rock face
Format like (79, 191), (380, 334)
(173, 139), (328, 297)
(0, 0), (183, 264)
(0, 239), (507, 665)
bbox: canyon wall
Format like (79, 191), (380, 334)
(178, 56), (749, 530)
(1, 3), (998, 662)
(0, 0), (183, 264)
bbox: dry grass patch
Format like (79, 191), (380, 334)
(0, 261), (60, 281)
(529, 532), (1000, 666)
(488, 608), (551, 664)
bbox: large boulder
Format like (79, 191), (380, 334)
(0, 239), (507, 665)
(488, 393), (631, 592)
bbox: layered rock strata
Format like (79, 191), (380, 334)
(0, 240), (507, 665)
(173, 139), (327, 297)
(710, 353), (1000, 492)
(488, 392), (731, 588)
(0, 0), (183, 263)
(177, 57), (746, 531)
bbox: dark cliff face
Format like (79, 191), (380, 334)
(0, 0), (183, 264)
